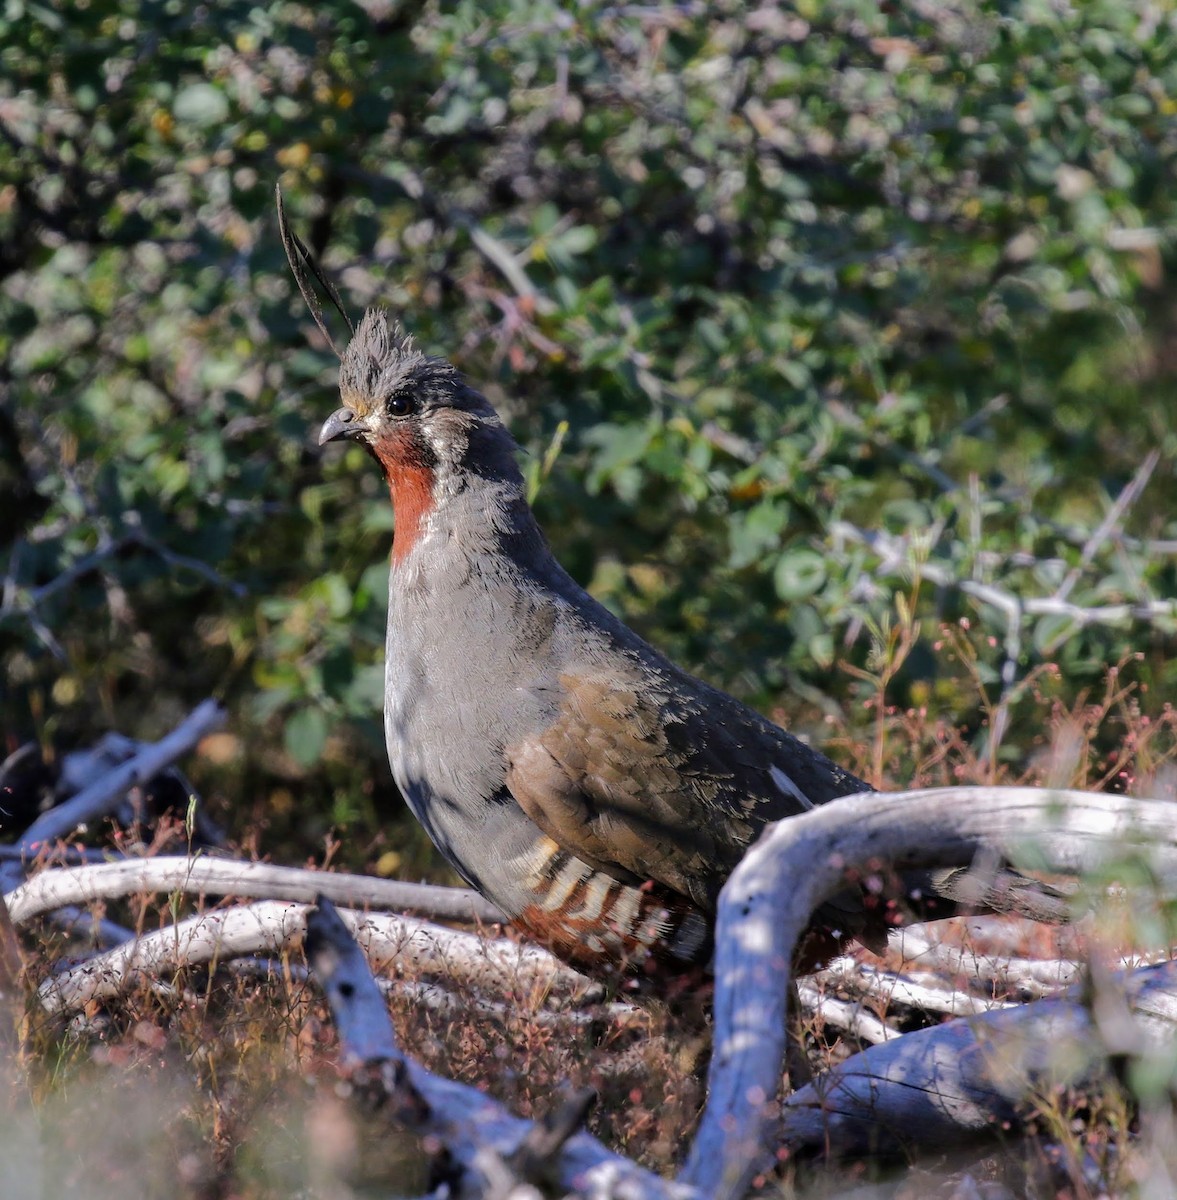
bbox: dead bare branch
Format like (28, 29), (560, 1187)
(305, 896), (691, 1200)
(780, 959), (1177, 1160)
(37, 900), (594, 1017)
(681, 784), (1177, 1199)
(13, 700), (226, 861)
(794, 980), (901, 1045)
(7, 855), (504, 927)
(25, 780), (1177, 1198)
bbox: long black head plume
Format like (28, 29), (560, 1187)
(275, 183), (356, 360)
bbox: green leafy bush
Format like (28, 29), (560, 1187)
(1, 0), (1175, 861)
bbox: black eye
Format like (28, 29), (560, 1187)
(387, 393), (419, 417)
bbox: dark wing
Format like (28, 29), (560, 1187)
(504, 669), (870, 911)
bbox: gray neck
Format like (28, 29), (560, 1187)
(395, 434), (551, 587)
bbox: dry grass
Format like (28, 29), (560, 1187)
(4, 647), (1177, 1198)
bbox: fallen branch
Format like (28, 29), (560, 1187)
(27, 781), (1177, 1197)
(7, 855), (504, 927)
(328, 905), (591, 998)
(55, 733), (225, 847)
(383, 976), (639, 1031)
(794, 980), (900, 1045)
(681, 785), (1177, 1199)
(892, 925), (1099, 998)
(46, 905), (136, 950)
(36, 901), (305, 1017)
(813, 958), (1016, 1018)
(14, 700), (226, 858)
(780, 959), (1177, 1160)
(17, 858), (989, 1039)
(305, 896), (688, 1200)
(37, 900), (593, 1017)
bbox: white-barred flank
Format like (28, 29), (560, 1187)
(512, 835), (699, 966)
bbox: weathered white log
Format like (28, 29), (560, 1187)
(37, 900), (592, 1016)
(894, 915), (1087, 961)
(780, 959), (1177, 1159)
(892, 921), (1094, 998)
(353, 908), (594, 1000)
(305, 897), (693, 1200)
(227, 955), (635, 1031)
(680, 785), (1177, 1199)
(794, 981), (900, 1045)
(37, 901), (303, 1015)
(892, 926), (1086, 995)
(812, 959), (1016, 1017)
(6, 855), (505, 926)
(891, 925), (1172, 1001)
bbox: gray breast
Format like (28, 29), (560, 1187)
(381, 557), (568, 893)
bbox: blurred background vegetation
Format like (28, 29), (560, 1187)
(2, 0), (1175, 877)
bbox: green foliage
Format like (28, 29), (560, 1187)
(1, 0), (1176, 851)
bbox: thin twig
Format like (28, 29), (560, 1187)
(1054, 449), (1160, 603)
(833, 520), (1177, 628)
(5, 530), (246, 614)
(341, 162), (545, 304)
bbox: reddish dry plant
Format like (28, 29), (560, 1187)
(828, 631), (1177, 800)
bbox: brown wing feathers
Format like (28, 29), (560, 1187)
(505, 671), (775, 911)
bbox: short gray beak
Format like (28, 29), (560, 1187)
(319, 407), (362, 445)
